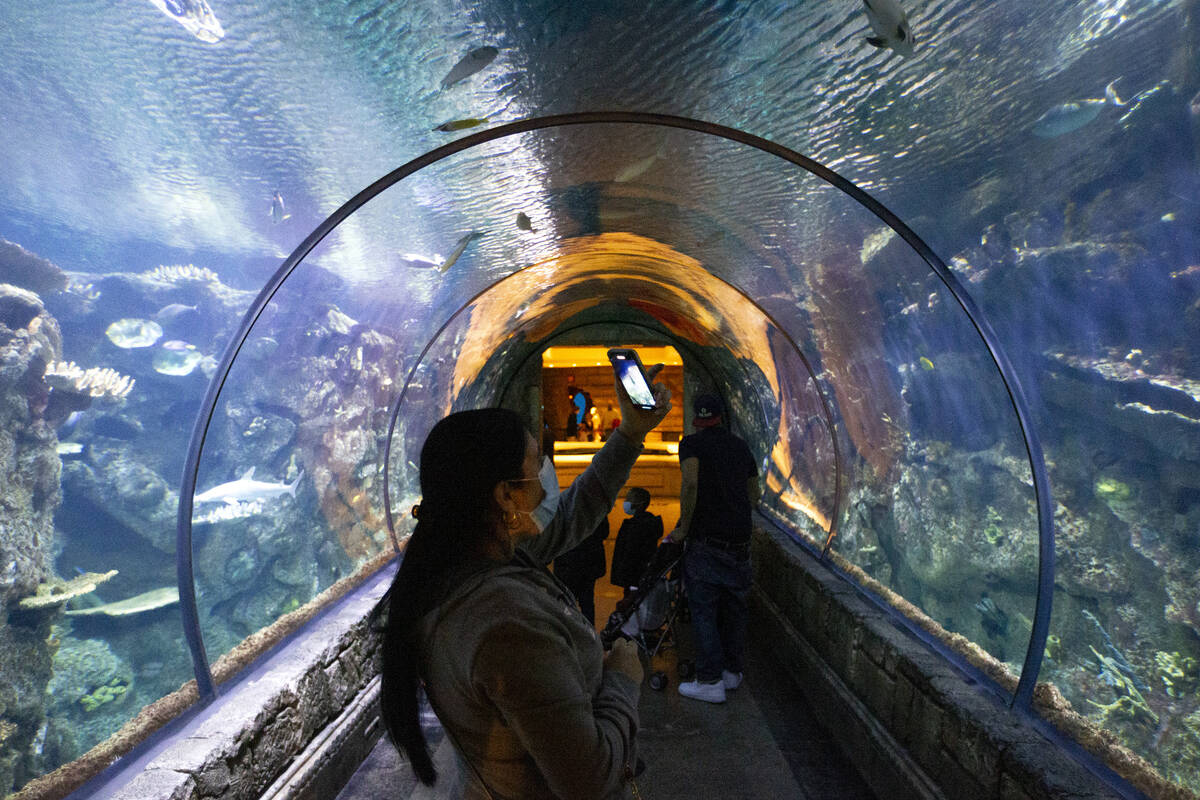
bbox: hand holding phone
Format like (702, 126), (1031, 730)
(607, 348), (657, 410)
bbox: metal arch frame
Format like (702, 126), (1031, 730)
(176, 111), (1053, 711)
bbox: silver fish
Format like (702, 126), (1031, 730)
(153, 303), (198, 321)
(862, 0), (914, 58)
(153, 348), (205, 376)
(147, 0), (224, 44)
(439, 232), (485, 273)
(440, 46), (499, 89)
(614, 144), (666, 183)
(270, 190), (291, 223)
(1032, 80), (1125, 138)
(194, 467), (304, 505)
(105, 318), (163, 348)
(399, 252), (442, 270)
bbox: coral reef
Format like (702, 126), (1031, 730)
(0, 278), (63, 795)
(143, 264), (220, 284)
(17, 570), (117, 610)
(77, 679), (129, 712)
(64, 587), (178, 617)
(1087, 645), (1159, 726)
(43, 632), (134, 758)
(0, 239), (67, 296)
(807, 245), (906, 483)
(42, 361), (133, 400)
(1157, 651), (1200, 698)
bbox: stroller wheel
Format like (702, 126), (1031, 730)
(649, 671), (668, 691)
(678, 660), (694, 680)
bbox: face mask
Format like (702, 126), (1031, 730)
(622, 501), (635, 515)
(519, 456), (561, 533)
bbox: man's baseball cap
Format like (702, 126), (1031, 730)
(692, 393), (724, 427)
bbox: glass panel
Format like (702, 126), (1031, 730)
(5, 258), (246, 782)
(224, 123), (1037, 687)
(3, 0), (1195, 793)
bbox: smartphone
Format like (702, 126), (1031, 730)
(607, 348), (657, 410)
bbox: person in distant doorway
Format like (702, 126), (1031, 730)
(566, 387), (581, 440)
(602, 402), (621, 441)
(587, 403), (602, 442)
(610, 487), (663, 597)
(573, 386), (589, 440)
(665, 393), (759, 704)
(554, 515), (609, 626)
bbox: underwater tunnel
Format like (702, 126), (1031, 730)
(3, 2), (1200, 799)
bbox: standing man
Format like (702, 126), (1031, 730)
(666, 393), (759, 703)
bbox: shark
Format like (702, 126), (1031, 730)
(194, 467), (303, 506)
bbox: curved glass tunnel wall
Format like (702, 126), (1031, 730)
(183, 120), (1047, 715)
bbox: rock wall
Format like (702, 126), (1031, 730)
(0, 284), (63, 794)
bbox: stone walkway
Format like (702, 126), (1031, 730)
(337, 613), (876, 799)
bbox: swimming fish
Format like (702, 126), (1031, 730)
(153, 303), (198, 322)
(862, 0), (914, 58)
(56, 442), (84, 456)
(614, 144), (666, 183)
(153, 348), (205, 376)
(440, 46), (499, 89)
(147, 0), (224, 43)
(105, 318), (163, 348)
(516, 212), (535, 231)
(270, 190), (291, 223)
(58, 411), (83, 438)
(434, 118), (488, 132)
(919, 356), (935, 371)
(399, 253), (442, 270)
(439, 232), (485, 273)
(194, 467), (304, 506)
(1032, 80), (1126, 138)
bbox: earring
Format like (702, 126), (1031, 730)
(503, 510), (520, 530)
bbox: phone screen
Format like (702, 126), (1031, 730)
(609, 349), (656, 409)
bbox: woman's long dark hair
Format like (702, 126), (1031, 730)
(375, 408), (528, 785)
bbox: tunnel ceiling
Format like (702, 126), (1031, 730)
(0, 0), (1181, 277)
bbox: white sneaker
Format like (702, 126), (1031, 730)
(722, 670), (743, 690)
(678, 679), (726, 703)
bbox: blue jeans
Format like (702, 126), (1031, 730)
(683, 539), (752, 683)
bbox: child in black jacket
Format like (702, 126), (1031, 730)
(609, 487), (663, 597)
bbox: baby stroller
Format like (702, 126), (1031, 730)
(601, 540), (693, 690)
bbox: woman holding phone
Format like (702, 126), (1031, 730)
(376, 358), (670, 799)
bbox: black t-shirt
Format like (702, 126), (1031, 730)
(679, 426), (757, 543)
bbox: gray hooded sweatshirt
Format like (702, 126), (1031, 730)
(415, 429), (643, 799)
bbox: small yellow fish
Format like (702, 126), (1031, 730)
(516, 212), (534, 231)
(434, 118), (487, 132)
(919, 356), (935, 371)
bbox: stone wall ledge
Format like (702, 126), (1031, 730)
(752, 524), (1137, 800)
(95, 565), (392, 800)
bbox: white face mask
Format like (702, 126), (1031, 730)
(622, 500), (635, 515)
(520, 455), (561, 533)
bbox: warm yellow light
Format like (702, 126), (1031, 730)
(541, 345), (683, 369)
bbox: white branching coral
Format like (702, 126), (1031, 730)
(44, 361), (135, 399)
(145, 264), (220, 284)
(193, 499), (265, 525)
(19, 569), (119, 610)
